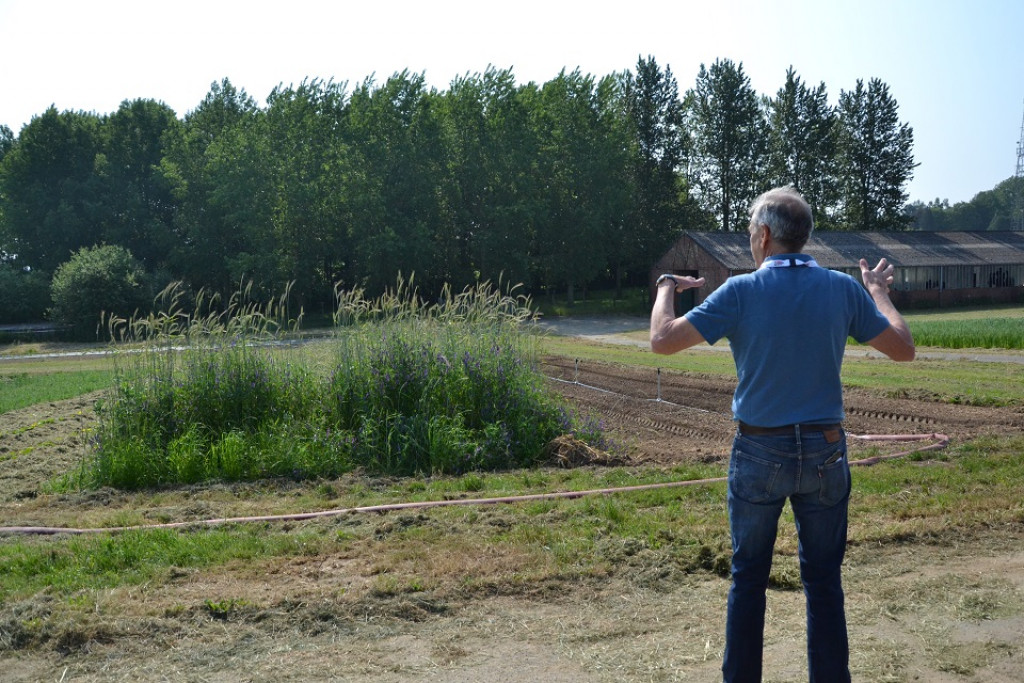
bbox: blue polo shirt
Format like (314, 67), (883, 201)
(684, 254), (891, 427)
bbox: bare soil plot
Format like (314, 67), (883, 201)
(538, 356), (1024, 464)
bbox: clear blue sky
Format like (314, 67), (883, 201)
(1, 0), (1021, 206)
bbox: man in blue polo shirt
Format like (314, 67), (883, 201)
(650, 186), (914, 683)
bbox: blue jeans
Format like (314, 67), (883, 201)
(722, 428), (852, 683)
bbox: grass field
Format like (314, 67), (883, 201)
(0, 370), (113, 414)
(1, 303), (1023, 681)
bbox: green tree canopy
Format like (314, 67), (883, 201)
(0, 107), (105, 272)
(346, 71), (446, 294)
(0, 63), (930, 318)
(0, 263), (50, 323)
(690, 59), (767, 232)
(261, 79), (353, 306)
(835, 78), (916, 230)
(0, 124), (13, 162)
(622, 56), (695, 285)
(49, 244), (150, 339)
(907, 177), (1024, 231)
(766, 67), (838, 229)
(437, 67), (536, 288)
(530, 69), (613, 303)
(99, 98), (181, 271)
(158, 79), (263, 293)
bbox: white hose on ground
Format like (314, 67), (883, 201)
(0, 432), (949, 537)
(1, 364), (951, 536)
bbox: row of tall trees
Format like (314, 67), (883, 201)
(0, 57), (918, 321)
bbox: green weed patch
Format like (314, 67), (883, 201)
(69, 281), (607, 490)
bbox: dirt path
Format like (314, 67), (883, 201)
(2, 352), (1024, 681)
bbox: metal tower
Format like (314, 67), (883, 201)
(1016, 101), (1024, 230)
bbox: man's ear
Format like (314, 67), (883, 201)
(760, 225), (772, 250)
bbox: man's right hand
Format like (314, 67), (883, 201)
(859, 258), (895, 296)
(859, 257), (915, 362)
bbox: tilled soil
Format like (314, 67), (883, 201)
(540, 356), (1024, 464)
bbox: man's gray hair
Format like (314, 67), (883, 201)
(749, 186), (814, 251)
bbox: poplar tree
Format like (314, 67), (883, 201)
(766, 67), (839, 229)
(438, 67), (535, 288)
(0, 124), (13, 162)
(262, 79), (351, 306)
(835, 78), (916, 230)
(690, 59), (767, 232)
(530, 69), (608, 303)
(158, 78), (264, 293)
(345, 71), (446, 294)
(622, 56), (689, 285)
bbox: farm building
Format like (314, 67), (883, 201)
(651, 231), (1024, 312)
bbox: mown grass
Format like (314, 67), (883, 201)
(0, 370), (114, 414)
(0, 463), (732, 600)
(902, 302), (1024, 322)
(0, 527), (328, 599)
(2, 303), (1023, 670)
(849, 435), (1024, 547)
(840, 355), (1024, 406)
(3, 435), (1022, 603)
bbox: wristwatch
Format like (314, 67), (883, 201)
(656, 274), (679, 288)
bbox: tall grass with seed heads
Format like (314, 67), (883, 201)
(72, 278), (603, 489)
(324, 277), (595, 475)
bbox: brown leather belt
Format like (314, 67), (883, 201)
(738, 422), (843, 443)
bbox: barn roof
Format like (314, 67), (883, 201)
(686, 231), (1024, 270)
